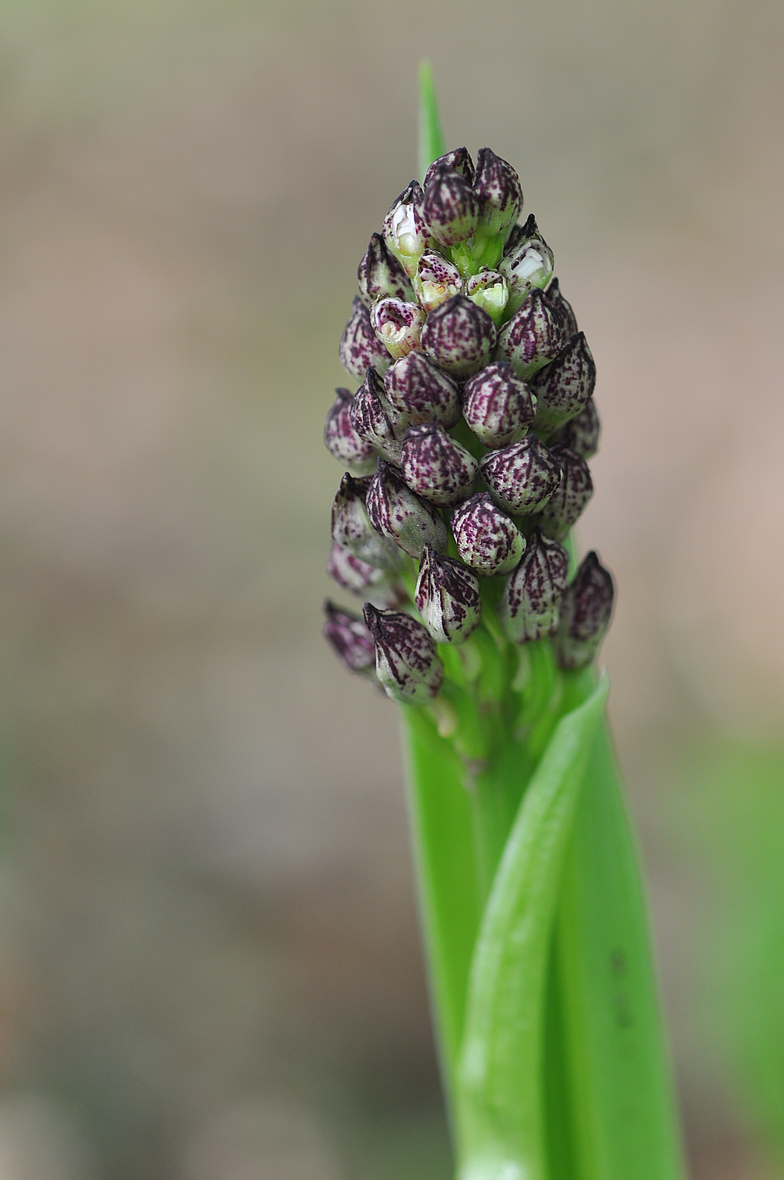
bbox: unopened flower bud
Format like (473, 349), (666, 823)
(496, 288), (568, 381)
(553, 398), (600, 460)
(358, 233), (413, 305)
(349, 368), (404, 464)
(451, 493), (526, 576)
(371, 298), (425, 360)
(555, 551), (615, 670)
(531, 331), (596, 437)
(413, 251), (462, 314)
(324, 388), (378, 476)
(421, 294), (497, 378)
(462, 361), (536, 447)
(473, 148), (523, 238)
(384, 352), (461, 430)
(480, 436), (563, 516)
(545, 276), (578, 337)
(415, 543), (481, 643)
(498, 527), (569, 643)
(402, 422), (479, 508)
(363, 604), (444, 704)
(339, 297), (392, 381)
(331, 472), (405, 571)
(366, 460), (448, 558)
(538, 445), (593, 541)
(465, 269), (509, 324)
(499, 215), (554, 315)
(382, 181), (430, 277)
(423, 147), (475, 189)
(323, 600), (376, 676)
(422, 164), (479, 248)
(327, 542), (407, 608)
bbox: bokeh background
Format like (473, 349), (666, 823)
(0, 0), (782, 1176)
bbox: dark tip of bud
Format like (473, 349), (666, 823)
(384, 352), (461, 430)
(401, 422), (478, 508)
(327, 542), (407, 609)
(357, 233), (413, 306)
(462, 361), (536, 448)
(421, 293), (497, 378)
(552, 398), (600, 460)
(498, 527), (570, 643)
(451, 492), (527, 577)
(538, 445), (593, 542)
(480, 435), (563, 517)
(366, 460), (448, 559)
(531, 331), (596, 437)
(324, 388), (378, 476)
(422, 165), (479, 249)
(503, 213), (539, 255)
(495, 288), (568, 382)
(362, 603), (444, 704)
(474, 148), (523, 237)
(415, 543), (481, 644)
(339, 297), (392, 381)
(323, 599), (376, 676)
(371, 297), (425, 360)
(555, 551), (615, 670)
(423, 147), (475, 190)
(545, 277), (578, 337)
(349, 368), (404, 464)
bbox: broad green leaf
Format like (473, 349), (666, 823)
(419, 60), (446, 182)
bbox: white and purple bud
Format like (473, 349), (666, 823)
(553, 398), (600, 460)
(366, 460), (448, 559)
(498, 527), (570, 644)
(421, 294), (497, 378)
(538, 445), (594, 542)
(415, 543), (481, 644)
(357, 232), (414, 305)
(531, 331), (596, 437)
(498, 215), (554, 315)
(545, 276), (578, 337)
(473, 148), (523, 239)
(323, 600), (376, 677)
(555, 551), (615, 670)
(331, 472), (405, 571)
(349, 368), (404, 464)
(413, 250), (463, 314)
(382, 181), (431, 277)
(480, 436), (563, 517)
(422, 163), (480, 249)
(451, 493), (526, 577)
(363, 604), (444, 704)
(324, 388), (378, 476)
(495, 288), (568, 382)
(462, 361), (536, 448)
(371, 297), (425, 360)
(423, 147), (476, 189)
(384, 352), (461, 430)
(339, 297), (392, 381)
(327, 542), (407, 609)
(401, 422), (479, 508)
(464, 269), (509, 324)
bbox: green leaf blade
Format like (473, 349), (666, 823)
(419, 60), (446, 182)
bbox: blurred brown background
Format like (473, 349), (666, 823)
(0, 0), (782, 1176)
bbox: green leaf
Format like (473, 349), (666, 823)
(419, 59), (446, 183)
(455, 674), (609, 1180)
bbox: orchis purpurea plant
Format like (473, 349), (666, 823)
(323, 64), (686, 1180)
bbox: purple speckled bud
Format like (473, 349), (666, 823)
(324, 388), (378, 476)
(363, 603), (444, 704)
(402, 422), (478, 508)
(474, 148), (523, 238)
(415, 544), (481, 644)
(553, 398), (600, 460)
(339, 297), (392, 381)
(555, 551), (615, 670)
(462, 361), (536, 448)
(371, 297), (425, 360)
(423, 147), (475, 189)
(331, 473), (405, 571)
(366, 460), (448, 559)
(538, 445), (593, 542)
(531, 331), (596, 437)
(327, 542), (407, 609)
(464, 269), (509, 324)
(480, 436), (563, 517)
(413, 250), (463, 314)
(384, 352), (461, 430)
(357, 233), (413, 306)
(421, 294), (497, 378)
(349, 368), (404, 464)
(422, 164), (479, 249)
(323, 600), (376, 676)
(498, 527), (570, 643)
(451, 493), (526, 577)
(382, 181), (431, 277)
(499, 215), (554, 315)
(495, 288), (568, 382)
(545, 276), (578, 337)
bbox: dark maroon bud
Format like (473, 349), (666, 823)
(480, 436), (563, 517)
(422, 164), (479, 249)
(555, 551), (615, 670)
(538, 446), (593, 542)
(553, 398), (600, 460)
(545, 277), (578, 337)
(496, 288), (569, 382)
(349, 368), (404, 464)
(498, 527), (569, 643)
(371, 297), (425, 360)
(331, 472), (406, 571)
(415, 544), (481, 644)
(498, 215), (554, 315)
(363, 604), (444, 704)
(323, 600), (376, 676)
(462, 361), (536, 448)
(423, 147), (476, 189)
(324, 388), (377, 476)
(531, 331), (596, 437)
(413, 250), (463, 313)
(366, 460), (448, 559)
(357, 232), (413, 306)
(339, 297), (392, 381)
(382, 180), (431, 277)
(402, 422), (478, 508)
(421, 294), (497, 378)
(384, 352), (461, 430)
(451, 493), (527, 577)
(473, 148), (523, 238)
(327, 542), (407, 609)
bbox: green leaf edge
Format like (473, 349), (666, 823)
(419, 59), (446, 183)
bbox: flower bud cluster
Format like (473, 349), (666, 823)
(325, 146), (614, 701)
